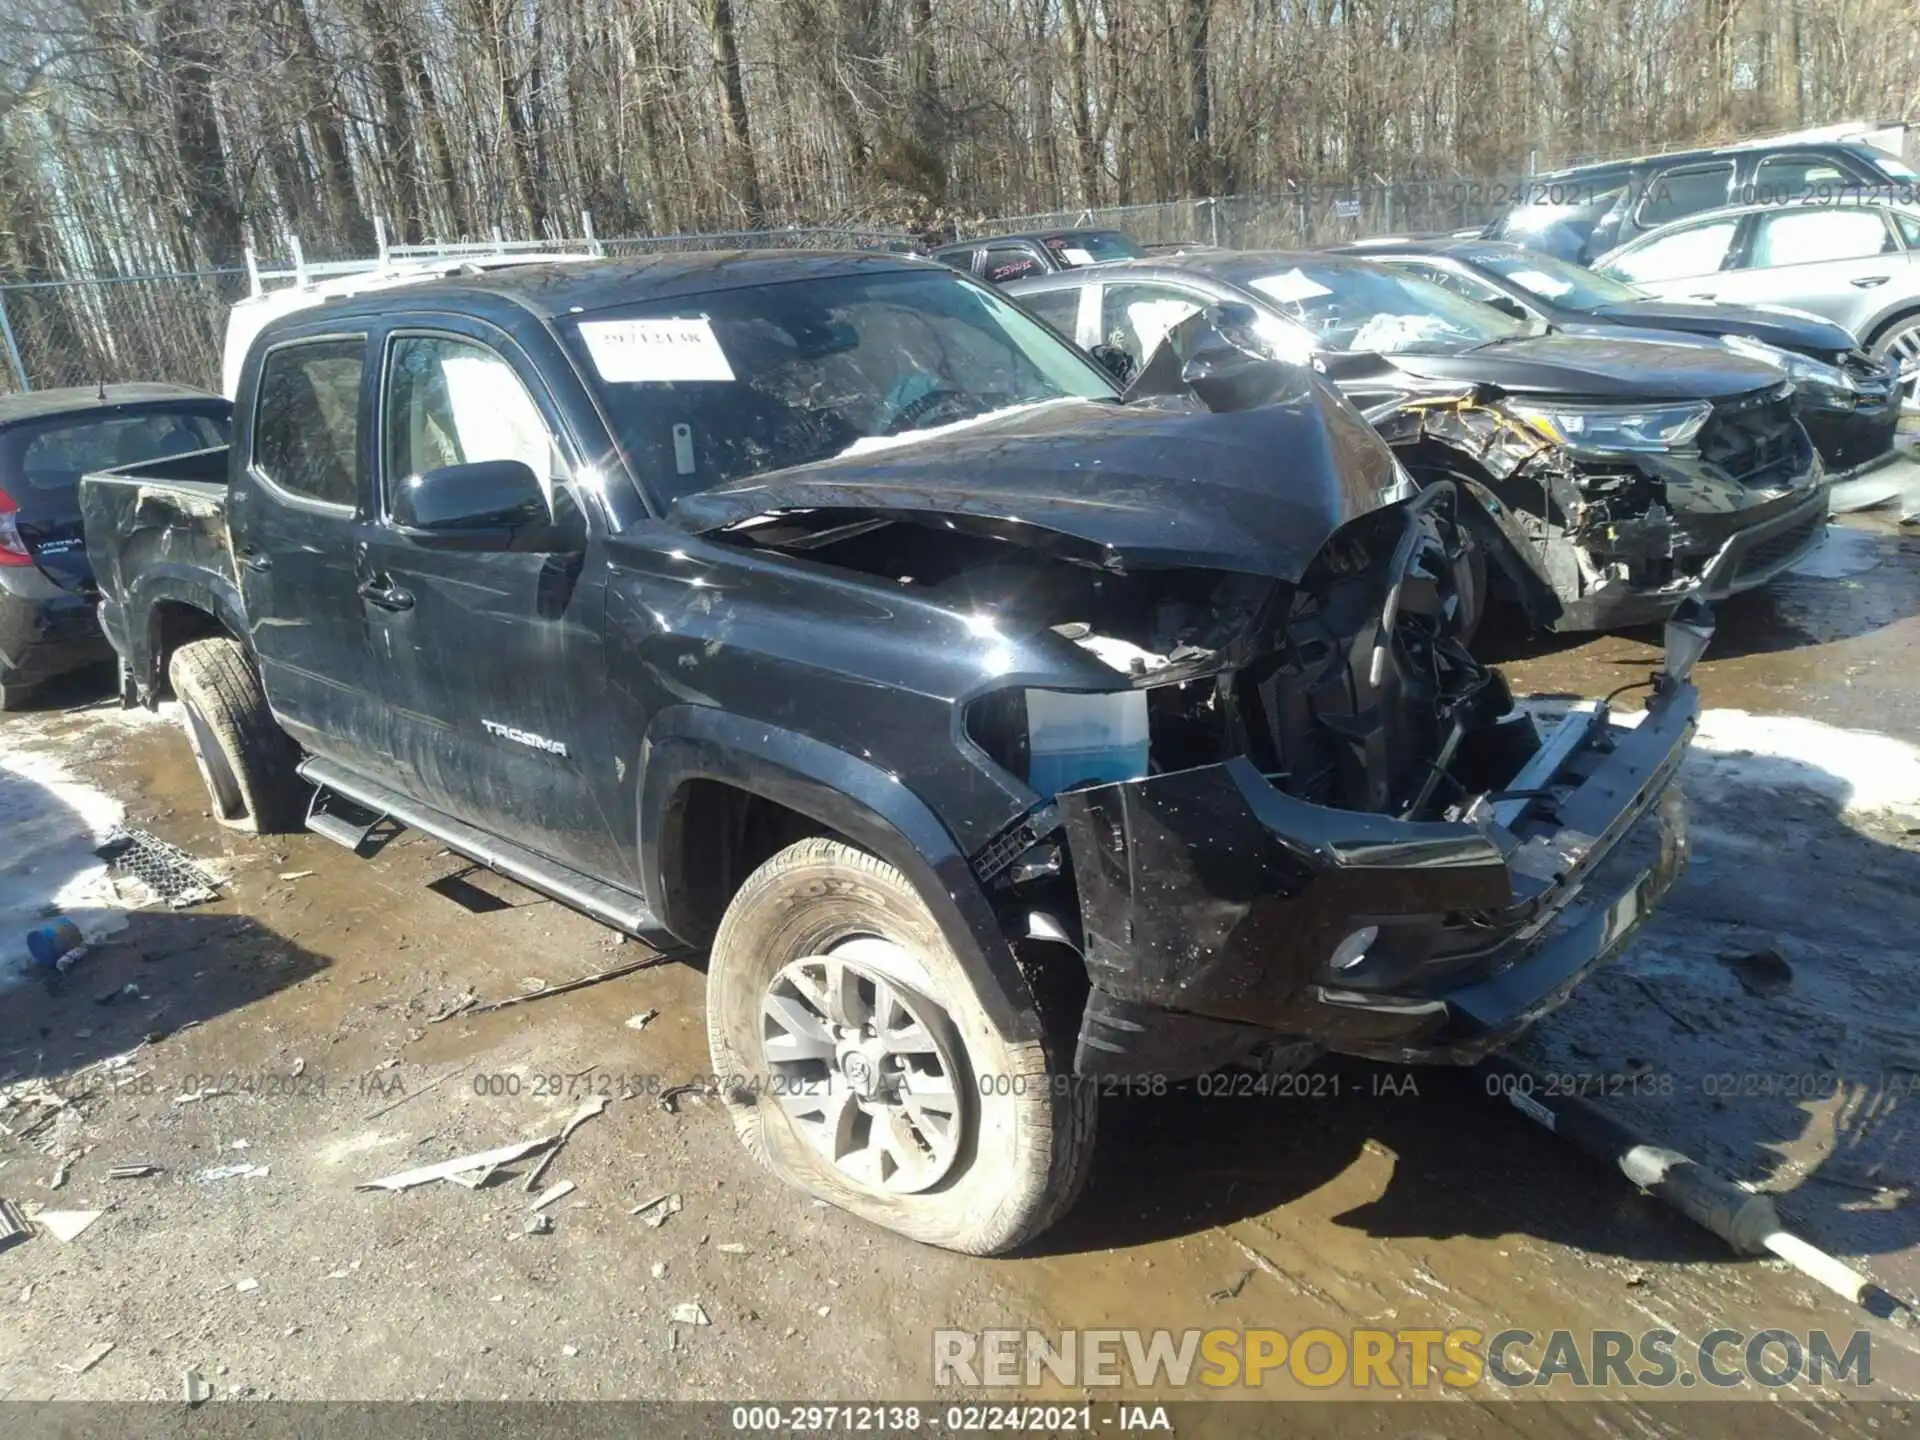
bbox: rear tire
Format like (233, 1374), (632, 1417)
(167, 637), (306, 833)
(706, 837), (1097, 1254)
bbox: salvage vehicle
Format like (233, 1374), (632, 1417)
(1482, 138), (1919, 263)
(1338, 236), (1906, 477)
(1009, 252), (1828, 630)
(1, 384), (229, 707)
(1592, 200), (1920, 412)
(81, 254), (1700, 1253)
(930, 229), (1144, 284)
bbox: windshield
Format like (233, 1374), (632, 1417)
(1851, 145), (1919, 182)
(1043, 232), (1142, 266)
(1233, 261), (1538, 354)
(0, 405), (229, 493)
(1466, 248), (1642, 309)
(561, 268), (1117, 502)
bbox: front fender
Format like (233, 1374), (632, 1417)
(638, 705), (1040, 1043)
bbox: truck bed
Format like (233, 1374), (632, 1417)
(79, 446), (233, 607)
(79, 446), (239, 693)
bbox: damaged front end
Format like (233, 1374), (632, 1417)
(961, 488), (1699, 1078)
(1375, 381), (1827, 631)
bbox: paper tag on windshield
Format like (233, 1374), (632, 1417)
(1060, 247), (1096, 266)
(1507, 269), (1572, 299)
(578, 317), (735, 383)
(1251, 269), (1333, 305)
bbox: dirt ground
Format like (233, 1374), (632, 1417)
(7, 480), (1920, 1434)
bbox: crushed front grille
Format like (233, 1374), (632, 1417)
(1699, 392), (1801, 489)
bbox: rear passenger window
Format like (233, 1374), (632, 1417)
(252, 339), (364, 508)
(982, 246), (1045, 284)
(1751, 155), (1850, 203)
(1637, 163), (1733, 228)
(1019, 287), (1084, 339)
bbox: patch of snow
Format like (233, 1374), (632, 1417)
(0, 738), (131, 989)
(1684, 709), (1920, 821)
(1787, 524), (1882, 580)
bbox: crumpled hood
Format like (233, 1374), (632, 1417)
(1385, 332), (1787, 400)
(669, 389), (1400, 582)
(1586, 299), (1858, 358)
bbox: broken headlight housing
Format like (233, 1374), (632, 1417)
(1504, 398), (1712, 457)
(1719, 334), (1856, 409)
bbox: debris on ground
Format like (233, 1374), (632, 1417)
(195, 1162), (269, 1183)
(277, 870), (315, 881)
(658, 1082), (713, 1115)
(650, 1262), (666, 1279)
(630, 1192), (683, 1228)
(48, 1158), (71, 1190)
(624, 1009), (659, 1032)
(524, 1213), (553, 1236)
(1719, 946), (1795, 999)
(1208, 1269), (1254, 1302)
(427, 990), (477, 1024)
(358, 1138), (551, 1193)
(716, 1242), (748, 1255)
(96, 826), (220, 907)
(360, 1097), (606, 1194)
(530, 1181), (575, 1212)
(60, 1340), (115, 1375)
(235, 1278), (260, 1293)
(106, 1164), (160, 1179)
(37, 1210), (102, 1242)
(172, 1088), (229, 1106)
(0, 1199), (30, 1251)
(183, 1369), (213, 1405)
(671, 1302), (711, 1326)
(468, 954), (666, 1014)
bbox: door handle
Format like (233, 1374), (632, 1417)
(1850, 275), (1891, 288)
(239, 550), (272, 573)
(1689, 292), (1719, 300)
(357, 575), (414, 611)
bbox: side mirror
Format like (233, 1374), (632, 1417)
(390, 460), (564, 552)
(1088, 342), (1136, 384)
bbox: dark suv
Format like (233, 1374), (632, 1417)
(1485, 140), (1920, 263)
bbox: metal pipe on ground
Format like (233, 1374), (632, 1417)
(1481, 1054), (1907, 1319)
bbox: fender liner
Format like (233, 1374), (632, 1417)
(125, 567), (251, 700)
(638, 705), (1040, 1043)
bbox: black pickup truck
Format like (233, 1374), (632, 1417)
(80, 253), (1700, 1253)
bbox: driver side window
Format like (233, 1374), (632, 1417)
(383, 335), (554, 512)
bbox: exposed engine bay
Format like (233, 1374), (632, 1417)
(730, 487), (1531, 826)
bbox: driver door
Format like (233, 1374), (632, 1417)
(358, 321), (626, 880)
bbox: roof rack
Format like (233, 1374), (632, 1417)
(243, 213), (605, 298)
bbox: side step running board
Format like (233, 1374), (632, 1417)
(299, 757), (672, 944)
(306, 787), (387, 854)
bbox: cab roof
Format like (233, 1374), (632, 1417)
(283, 250), (933, 325)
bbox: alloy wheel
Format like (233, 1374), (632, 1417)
(760, 936), (968, 1194)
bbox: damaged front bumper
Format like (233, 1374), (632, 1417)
(1053, 673), (1698, 1077)
(1558, 477), (1829, 631)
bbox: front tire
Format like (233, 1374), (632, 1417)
(1870, 313), (1920, 413)
(707, 837), (1096, 1254)
(167, 637), (306, 833)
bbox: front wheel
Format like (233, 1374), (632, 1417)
(1871, 313), (1920, 413)
(706, 837), (1096, 1254)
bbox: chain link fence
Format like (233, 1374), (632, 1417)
(961, 178), (1528, 250)
(0, 224), (917, 398)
